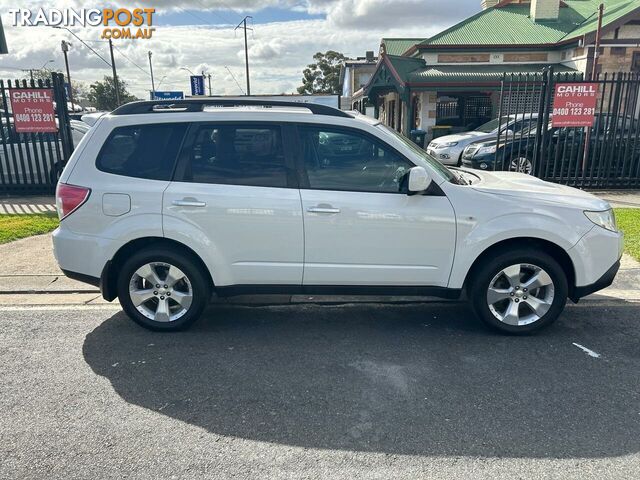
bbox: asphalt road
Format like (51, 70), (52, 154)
(1, 300), (640, 479)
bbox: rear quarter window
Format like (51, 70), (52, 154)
(96, 123), (187, 180)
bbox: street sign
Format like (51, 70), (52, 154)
(151, 91), (185, 100)
(9, 88), (57, 133)
(190, 75), (205, 96)
(552, 83), (599, 128)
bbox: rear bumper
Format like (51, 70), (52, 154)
(570, 259), (620, 302)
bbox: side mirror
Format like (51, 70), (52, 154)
(407, 166), (432, 194)
(504, 129), (515, 137)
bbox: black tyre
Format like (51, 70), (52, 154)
(469, 249), (568, 334)
(116, 247), (210, 331)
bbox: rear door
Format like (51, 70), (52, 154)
(163, 122), (304, 286)
(295, 124), (456, 287)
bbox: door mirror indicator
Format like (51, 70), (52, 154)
(407, 166), (432, 194)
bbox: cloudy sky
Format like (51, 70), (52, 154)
(0, 0), (481, 99)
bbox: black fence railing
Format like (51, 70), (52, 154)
(493, 69), (640, 189)
(0, 72), (73, 195)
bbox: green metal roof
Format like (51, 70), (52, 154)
(381, 38), (425, 56)
(386, 55), (427, 80)
(418, 0), (639, 47)
(407, 64), (579, 84)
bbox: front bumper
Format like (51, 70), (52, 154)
(427, 146), (462, 165)
(567, 225), (624, 301)
(570, 259), (620, 302)
(461, 156), (493, 170)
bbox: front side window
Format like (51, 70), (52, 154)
(96, 123), (187, 180)
(299, 126), (412, 193)
(177, 124), (287, 188)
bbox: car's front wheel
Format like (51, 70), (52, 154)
(469, 249), (568, 334)
(508, 156), (533, 174)
(116, 247), (210, 331)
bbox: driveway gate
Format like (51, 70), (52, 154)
(0, 72), (73, 194)
(495, 68), (640, 189)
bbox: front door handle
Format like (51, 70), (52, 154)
(307, 205), (340, 214)
(173, 199), (206, 207)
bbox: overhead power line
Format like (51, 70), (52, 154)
(225, 66), (245, 95)
(112, 44), (151, 78)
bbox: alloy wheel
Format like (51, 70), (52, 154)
(486, 263), (555, 326)
(128, 262), (193, 322)
(509, 157), (533, 174)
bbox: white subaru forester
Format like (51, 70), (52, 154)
(53, 99), (623, 334)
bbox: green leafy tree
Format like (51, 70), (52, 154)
(87, 76), (138, 111)
(297, 50), (346, 95)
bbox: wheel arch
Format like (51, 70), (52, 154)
(462, 237), (576, 298)
(101, 237), (214, 301)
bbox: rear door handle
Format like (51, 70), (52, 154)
(172, 199), (206, 207)
(307, 206), (340, 214)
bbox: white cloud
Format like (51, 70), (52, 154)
(0, 1), (480, 99)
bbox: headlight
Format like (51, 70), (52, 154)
(438, 141), (458, 148)
(477, 145), (497, 155)
(584, 209), (617, 232)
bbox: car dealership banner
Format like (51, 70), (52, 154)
(190, 76), (205, 96)
(152, 91), (185, 100)
(552, 83), (598, 128)
(9, 88), (58, 133)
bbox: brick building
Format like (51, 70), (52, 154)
(356, 0), (640, 139)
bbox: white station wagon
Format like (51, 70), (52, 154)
(53, 99), (622, 334)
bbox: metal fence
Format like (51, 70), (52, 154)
(495, 69), (640, 189)
(0, 72), (74, 194)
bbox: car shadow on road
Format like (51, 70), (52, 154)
(83, 301), (640, 458)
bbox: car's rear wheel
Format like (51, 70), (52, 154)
(117, 247), (210, 331)
(469, 249), (568, 334)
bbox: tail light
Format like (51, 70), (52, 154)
(55, 183), (91, 220)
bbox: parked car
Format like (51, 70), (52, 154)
(461, 115), (639, 175)
(53, 99), (622, 334)
(426, 114), (539, 166)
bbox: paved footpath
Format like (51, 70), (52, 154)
(0, 196), (56, 214)
(0, 233), (638, 307)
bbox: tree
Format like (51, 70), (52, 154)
(87, 76), (138, 111)
(297, 51), (346, 95)
(22, 68), (59, 84)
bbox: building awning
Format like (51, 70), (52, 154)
(406, 64), (580, 87)
(363, 55), (580, 96)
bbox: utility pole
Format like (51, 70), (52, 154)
(108, 38), (121, 107)
(202, 70), (208, 96)
(582, 3), (605, 170)
(207, 74), (212, 96)
(61, 40), (76, 112)
(590, 3), (605, 80)
(235, 16), (253, 96)
(148, 51), (155, 100)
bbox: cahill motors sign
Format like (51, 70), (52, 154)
(552, 83), (599, 128)
(9, 89), (58, 133)
(8, 7), (156, 40)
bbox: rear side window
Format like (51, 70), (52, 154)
(96, 123), (187, 180)
(175, 124), (288, 188)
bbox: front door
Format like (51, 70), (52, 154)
(164, 122), (303, 286)
(296, 125), (456, 287)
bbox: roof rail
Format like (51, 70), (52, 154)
(111, 98), (353, 118)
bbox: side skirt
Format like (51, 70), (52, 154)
(215, 284), (462, 300)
